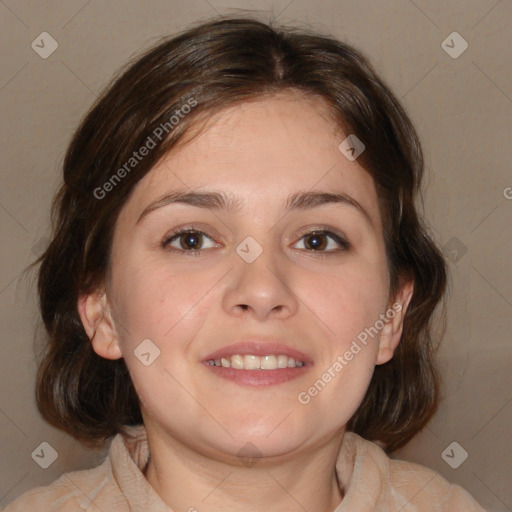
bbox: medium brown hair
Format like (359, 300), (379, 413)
(25, 16), (447, 452)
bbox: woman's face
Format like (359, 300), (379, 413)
(85, 92), (405, 461)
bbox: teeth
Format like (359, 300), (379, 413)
(244, 355), (260, 370)
(206, 355), (305, 370)
(277, 355), (289, 368)
(260, 355), (277, 369)
(231, 354), (244, 369)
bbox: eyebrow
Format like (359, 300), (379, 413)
(136, 189), (373, 226)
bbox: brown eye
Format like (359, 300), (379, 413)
(177, 232), (202, 250)
(303, 233), (328, 251)
(161, 229), (217, 254)
(294, 230), (350, 253)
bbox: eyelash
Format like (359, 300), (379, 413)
(160, 226), (350, 257)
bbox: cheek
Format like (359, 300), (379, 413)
(295, 269), (385, 421)
(304, 260), (389, 340)
(110, 252), (215, 344)
(111, 265), (214, 414)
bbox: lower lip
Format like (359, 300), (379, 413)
(203, 363), (311, 386)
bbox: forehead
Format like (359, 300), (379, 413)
(117, 92), (381, 227)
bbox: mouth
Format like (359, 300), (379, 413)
(205, 354), (306, 369)
(202, 340), (312, 387)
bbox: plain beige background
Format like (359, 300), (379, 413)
(0, 1), (510, 510)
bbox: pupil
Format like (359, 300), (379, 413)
(182, 233), (200, 249)
(307, 234), (325, 250)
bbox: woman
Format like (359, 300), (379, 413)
(6, 16), (487, 511)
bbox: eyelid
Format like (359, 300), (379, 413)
(162, 221), (220, 240)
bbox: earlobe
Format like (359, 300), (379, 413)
(77, 290), (123, 360)
(376, 279), (414, 365)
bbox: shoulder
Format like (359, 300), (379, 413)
(2, 456), (118, 512)
(387, 456), (487, 511)
(342, 433), (487, 511)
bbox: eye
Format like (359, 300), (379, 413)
(161, 228), (218, 255)
(161, 226), (350, 256)
(293, 229), (350, 253)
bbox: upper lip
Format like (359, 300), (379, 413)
(202, 340), (312, 363)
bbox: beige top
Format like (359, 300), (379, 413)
(3, 425), (487, 511)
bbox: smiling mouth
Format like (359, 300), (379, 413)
(205, 354), (305, 370)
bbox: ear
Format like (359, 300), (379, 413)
(376, 278), (414, 365)
(77, 288), (123, 360)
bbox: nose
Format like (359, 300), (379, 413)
(221, 238), (299, 322)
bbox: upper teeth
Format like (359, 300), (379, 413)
(206, 355), (305, 370)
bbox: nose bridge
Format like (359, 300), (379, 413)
(223, 232), (297, 319)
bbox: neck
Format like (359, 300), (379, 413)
(143, 425), (346, 512)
